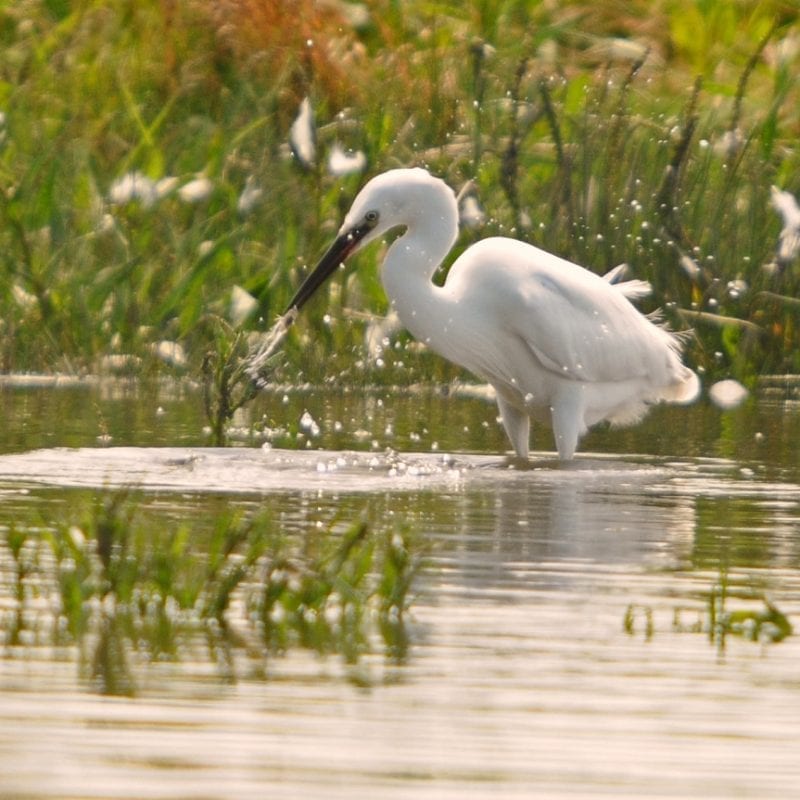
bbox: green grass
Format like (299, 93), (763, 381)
(1, 490), (422, 694)
(0, 0), (798, 385)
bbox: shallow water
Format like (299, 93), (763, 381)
(1, 377), (800, 798)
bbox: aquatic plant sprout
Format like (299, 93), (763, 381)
(1, 496), (422, 693)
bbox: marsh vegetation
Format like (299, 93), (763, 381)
(0, 1), (798, 391)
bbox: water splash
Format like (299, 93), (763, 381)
(230, 285), (258, 325)
(237, 176), (263, 215)
(770, 185), (800, 266)
(289, 97), (316, 168)
(709, 379), (749, 410)
(459, 195), (486, 228)
(244, 308), (297, 388)
(327, 143), (367, 176)
(299, 410), (321, 437)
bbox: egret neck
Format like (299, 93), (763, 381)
(379, 196), (460, 353)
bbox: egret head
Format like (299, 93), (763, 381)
(284, 168), (456, 313)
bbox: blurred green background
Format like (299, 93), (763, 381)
(1, 0), (798, 386)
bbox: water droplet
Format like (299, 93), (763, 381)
(709, 379), (748, 410)
(299, 410), (321, 437)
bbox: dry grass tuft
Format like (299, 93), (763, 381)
(199, 0), (366, 108)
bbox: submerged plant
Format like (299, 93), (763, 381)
(3, 524), (34, 647)
(200, 316), (264, 446)
(256, 520), (420, 667)
(2, 492), (423, 694)
(706, 576), (793, 652)
(201, 311), (297, 445)
(627, 579), (793, 653)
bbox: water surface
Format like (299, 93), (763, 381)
(1, 377), (799, 798)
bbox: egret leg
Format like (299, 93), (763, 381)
(496, 395), (530, 459)
(550, 388), (585, 461)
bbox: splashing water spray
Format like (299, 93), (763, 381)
(244, 307), (298, 388)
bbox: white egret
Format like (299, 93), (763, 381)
(284, 168), (699, 460)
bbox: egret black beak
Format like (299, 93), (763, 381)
(285, 221), (373, 314)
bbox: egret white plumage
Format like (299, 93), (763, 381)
(285, 168), (699, 460)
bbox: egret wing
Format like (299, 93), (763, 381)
(517, 274), (661, 383)
(458, 238), (674, 385)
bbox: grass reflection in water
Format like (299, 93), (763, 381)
(2, 490), (422, 695)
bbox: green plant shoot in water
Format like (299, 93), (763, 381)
(2, 492), (423, 695)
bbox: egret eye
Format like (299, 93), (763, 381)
(365, 210), (379, 225)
